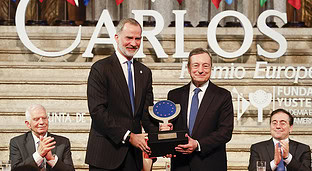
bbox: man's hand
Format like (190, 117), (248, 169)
(280, 140), (289, 159)
(129, 133), (151, 155)
(45, 151), (55, 161)
(164, 154), (176, 158)
(159, 123), (173, 131)
(175, 134), (197, 154)
(38, 136), (56, 158)
(274, 143), (282, 165)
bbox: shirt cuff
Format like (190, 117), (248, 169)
(33, 151), (44, 166)
(284, 153), (292, 165)
(47, 154), (58, 168)
(196, 140), (201, 151)
(270, 160), (277, 171)
(122, 130), (131, 144)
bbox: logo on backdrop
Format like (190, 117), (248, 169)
(233, 87), (312, 125)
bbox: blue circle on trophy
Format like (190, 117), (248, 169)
(149, 100), (181, 124)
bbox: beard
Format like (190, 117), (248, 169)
(117, 42), (139, 58)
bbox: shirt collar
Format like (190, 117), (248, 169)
(272, 137), (289, 145)
(190, 80), (209, 93)
(31, 132), (48, 144)
(115, 50), (133, 64)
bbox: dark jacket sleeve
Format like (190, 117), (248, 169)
(51, 136), (75, 171)
(87, 62), (128, 144)
(287, 144), (311, 171)
(10, 138), (38, 170)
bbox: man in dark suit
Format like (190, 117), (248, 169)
(85, 18), (157, 171)
(248, 109), (311, 171)
(167, 48), (234, 171)
(9, 104), (75, 171)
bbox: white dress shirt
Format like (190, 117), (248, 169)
(270, 138), (293, 170)
(115, 51), (136, 143)
(186, 81), (209, 151)
(32, 132), (58, 168)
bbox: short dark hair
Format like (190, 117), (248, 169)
(270, 108), (294, 126)
(116, 18), (142, 35)
(187, 48), (212, 68)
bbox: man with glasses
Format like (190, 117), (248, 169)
(9, 104), (74, 171)
(248, 108), (311, 171)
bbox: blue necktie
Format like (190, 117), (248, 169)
(127, 61), (135, 115)
(277, 143), (285, 171)
(189, 88), (201, 135)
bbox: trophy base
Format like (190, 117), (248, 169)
(148, 130), (188, 157)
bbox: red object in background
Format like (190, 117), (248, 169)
(116, 0), (124, 6)
(288, 0), (301, 10)
(212, 0), (222, 9)
(67, 0), (76, 6)
(39, 0), (43, 2)
(177, 0), (183, 5)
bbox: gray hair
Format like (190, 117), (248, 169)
(115, 18), (142, 35)
(187, 48), (213, 68)
(25, 104), (46, 121)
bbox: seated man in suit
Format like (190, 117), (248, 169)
(9, 104), (75, 171)
(248, 108), (311, 171)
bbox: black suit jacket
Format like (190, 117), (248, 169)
(9, 131), (74, 171)
(85, 53), (157, 169)
(248, 139), (311, 171)
(168, 82), (234, 171)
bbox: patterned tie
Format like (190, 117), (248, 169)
(37, 141), (46, 171)
(127, 60), (135, 115)
(189, 88), (201, 135)
(276, 143), (285, 171)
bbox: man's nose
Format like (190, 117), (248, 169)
(130, 39), (137, 47)
(38, 118), (44, 123)
(198, 65), (204, 73)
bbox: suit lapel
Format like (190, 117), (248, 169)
(48, 133), (57, 155)
(180, 84), (190, 130)
(25, 132), (36, 156)
(134, 60), (142, 115)
(289, 139), (296, 155)
(110, 53), (133, 116)
(192, 82), (215, 135)
(266, 139), (274, 160)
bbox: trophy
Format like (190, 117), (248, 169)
(148, 100), (188, 157)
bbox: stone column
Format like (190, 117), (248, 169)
(184, 0), (200, 27)
(86, 0), (106, 21)
(120, 0), (144, 19)
(274, 0), (287, 27)
(151, 0), (174, 27)
(197, 0), (209, 26)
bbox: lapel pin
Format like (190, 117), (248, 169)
(140, 70), (143, 74)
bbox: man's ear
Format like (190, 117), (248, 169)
(114, 34), (118, 42)
(289, 125), (293, 134)
(25, 121), (31, 129)
(187, 66), (191, 75)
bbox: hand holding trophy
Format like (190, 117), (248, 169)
(148, 100), (188, 157)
